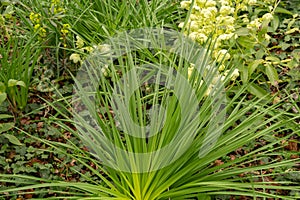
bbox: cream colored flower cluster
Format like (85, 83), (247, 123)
(179, 0), (276, 60)
(179, 0), (237, 61)
(179, 0), (277, 87)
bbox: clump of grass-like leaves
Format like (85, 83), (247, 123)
(1, 29), (299, 200)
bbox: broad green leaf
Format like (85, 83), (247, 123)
(0, 93), (7, 104)
(241, 65), (248, 84)
(255, 49), (265, 59)
(237, 36), (256, 49)
(247, 83), (269, 99)
(265, 63), (279, 85)
(235, 28), (249, 36)
(2, 133), (23, 146)
(7, 79), (26, 88)
(274, 7), (294, 15)
(270, 15), (280, 32)
(279, 42), (290, 51)
(248, 59), (264, 76)
(0, 122), (14, 134)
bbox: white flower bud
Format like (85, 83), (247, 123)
(219, 0), (230, 6)
(206, 0), (216, 7)
(188, 66), (194, 79)
(75, 36), (85, 48)
(216, 49), (230, 62)
(220, 6), (234, 15)
(230, 69), (239, 81)
(248, 0), (257, 5)
(178, 22), (184, 28)
(70, 53), (81, 64)
(180, 1), (191, 9)
(264, 33), (271, 41)
(262, 13), (273, 21)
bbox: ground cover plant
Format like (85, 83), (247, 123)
(0, 0), (299, 199)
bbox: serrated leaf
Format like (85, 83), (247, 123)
(3, 133), (22, 146)
(7, 79), (26, 88)
(247, 83), (269, 99)
(0, 122), (14, 133)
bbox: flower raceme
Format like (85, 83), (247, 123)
(29, 12), (46, 38)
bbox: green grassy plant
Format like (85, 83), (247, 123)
(0, 0), (299, 199)
(0, 30), (299, 199)
(0, 34), (40, 113)
(65, 0), (183, 43)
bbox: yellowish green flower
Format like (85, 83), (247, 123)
(216, 49), (231, 62)
(34, 24), (41, 30)
(29, 12), (41, 24)
(230, 69), (239, 81)
(82, 46), (94, 53)
(206, 0), (217, 7)
(51, 0), (60, 4)
(61, 23), (71, 35)
(70, 53), (81, 64)
(188, 64), (195, 79)
(218, 64), (226, 71)
(247, 18), (261, 30)
(101, 65), (110, 77)
(75, 36), (85, 48)
(39, 27), (47, 37)
(0, 15), (4, 26)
